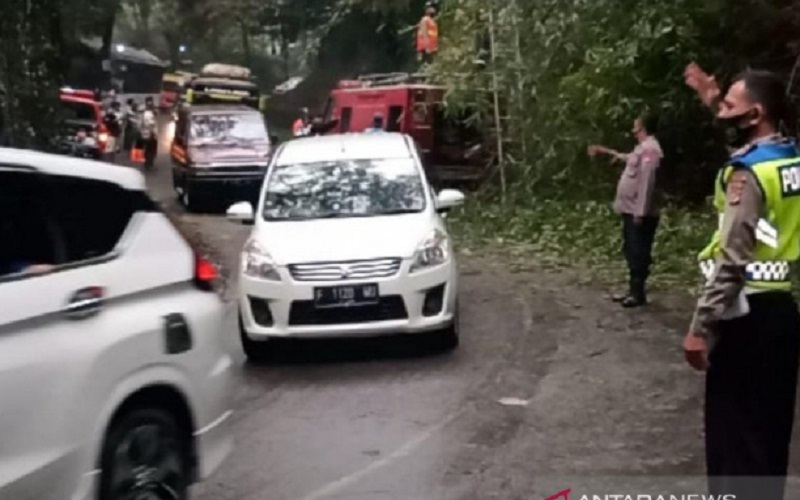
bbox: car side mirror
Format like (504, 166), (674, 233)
(436, 189), (465, 213)
(227, 201), (255, 225)
(270, 134), (280, 145)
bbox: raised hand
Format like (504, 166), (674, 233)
(684, 62), (721, 108)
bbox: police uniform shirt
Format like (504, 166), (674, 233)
(690, 135), (793, 338)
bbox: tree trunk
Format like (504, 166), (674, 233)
(98, 0), (120, 90)
(239, 18), (252, 67)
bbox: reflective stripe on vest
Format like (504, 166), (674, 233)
(700, 259), (791, 283)
(717, 215), (779, 249)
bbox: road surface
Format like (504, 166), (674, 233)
(133, 131), (800, 499)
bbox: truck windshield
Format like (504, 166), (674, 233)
(60, 101), (96, 122)
(189, 113), (268, 145)
(262, 158), (426, 221)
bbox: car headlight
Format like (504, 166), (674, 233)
(242, 239), (281, 281)
(410, 229), (450, 273)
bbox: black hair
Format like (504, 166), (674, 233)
(732, 69), (788, 127)
(638, 112), (658, 135)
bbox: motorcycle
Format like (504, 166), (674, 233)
(57, 135), (102, 160)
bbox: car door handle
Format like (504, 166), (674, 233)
(63, 286), (105, 320)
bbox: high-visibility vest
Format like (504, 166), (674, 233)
(698, 140), (800, 290)
(416, 16), (439, 53)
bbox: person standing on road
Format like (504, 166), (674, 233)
(102, 100), (123, 162)
(588, 115), (663, 307)
(683, 64), (800, 500)
(140, 97), (159, 169)
(293, 108), (310, 137)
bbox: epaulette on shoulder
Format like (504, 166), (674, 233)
(729, 144), (763, 170)
(729, 140), (799, 170)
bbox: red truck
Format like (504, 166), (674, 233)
(324, 73), (484, 186)
(59, 87), (108, 154)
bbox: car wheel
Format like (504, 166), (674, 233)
(239, 314), (271, 363)
(435, 322), (460, 351)
(182, 186), (202, 213)
(433, 302), (460, 351)
(172, 170), (181, 196)
(99, 407), (190, 500)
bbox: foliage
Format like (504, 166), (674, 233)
(0, 0), (120, 148)
(449, 196), (716, 290)
(432, 0), (800, 203)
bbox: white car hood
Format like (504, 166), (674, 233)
(254, 213), (438, 265)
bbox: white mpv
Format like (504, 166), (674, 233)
(0, 149), (232, 499)
(227, 133), (464, 361)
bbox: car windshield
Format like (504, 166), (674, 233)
(189, 113), (268, 145)
(263, 158), (426, 221)
(61, 101), (96, 122)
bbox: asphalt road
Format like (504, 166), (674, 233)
(134, 129), (800, 499)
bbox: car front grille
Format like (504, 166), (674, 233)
(289, 258), (402, 282)
(288, 296), (408, 326)
(205, 165), (266, 175)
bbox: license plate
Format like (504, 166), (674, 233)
(314, 284), (379, 308)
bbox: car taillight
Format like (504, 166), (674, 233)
(194, 254), (218, 291)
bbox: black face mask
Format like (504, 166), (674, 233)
(719, 109), (758, 148)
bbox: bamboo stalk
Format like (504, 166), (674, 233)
(488, 3), (507, 203)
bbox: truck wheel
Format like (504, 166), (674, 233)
(99, 407), (190, 500)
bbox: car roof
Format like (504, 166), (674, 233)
(276, 133), (413, 166)
(0, 148), (146, 191)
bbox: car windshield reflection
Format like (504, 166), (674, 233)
(190, 113), (268, 146)
(263, 158), (426, 221)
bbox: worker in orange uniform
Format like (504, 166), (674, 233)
(416, 2), (439, 65)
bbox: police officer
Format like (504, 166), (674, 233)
(684, 64), (800, 500)
(588, 115), (663, 307)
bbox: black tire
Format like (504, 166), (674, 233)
(172, 169), (181, 197)
(433, 303), (460, 351)
(239, 314), (271, 363)
(434, 322), (460, 351)
(181, 185), (203, 213)
(99, 407), (190, 500)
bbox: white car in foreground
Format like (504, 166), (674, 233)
(228, 133), (464, 361)
(0, 149), (232, 499)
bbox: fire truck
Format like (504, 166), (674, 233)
(323, 73), (485, 186)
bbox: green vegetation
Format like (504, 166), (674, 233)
(3, 0), (800, 291)
(449, 197), (715, 292)
(430, 0), (800, 289)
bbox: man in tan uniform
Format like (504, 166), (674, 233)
(684, 63), (800, 500)
(588, 115), (663, 307)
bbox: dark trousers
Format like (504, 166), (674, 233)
(143, 137), (157, 168)
(621, 214), (659, 299)
(706, 292), (800, 500)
